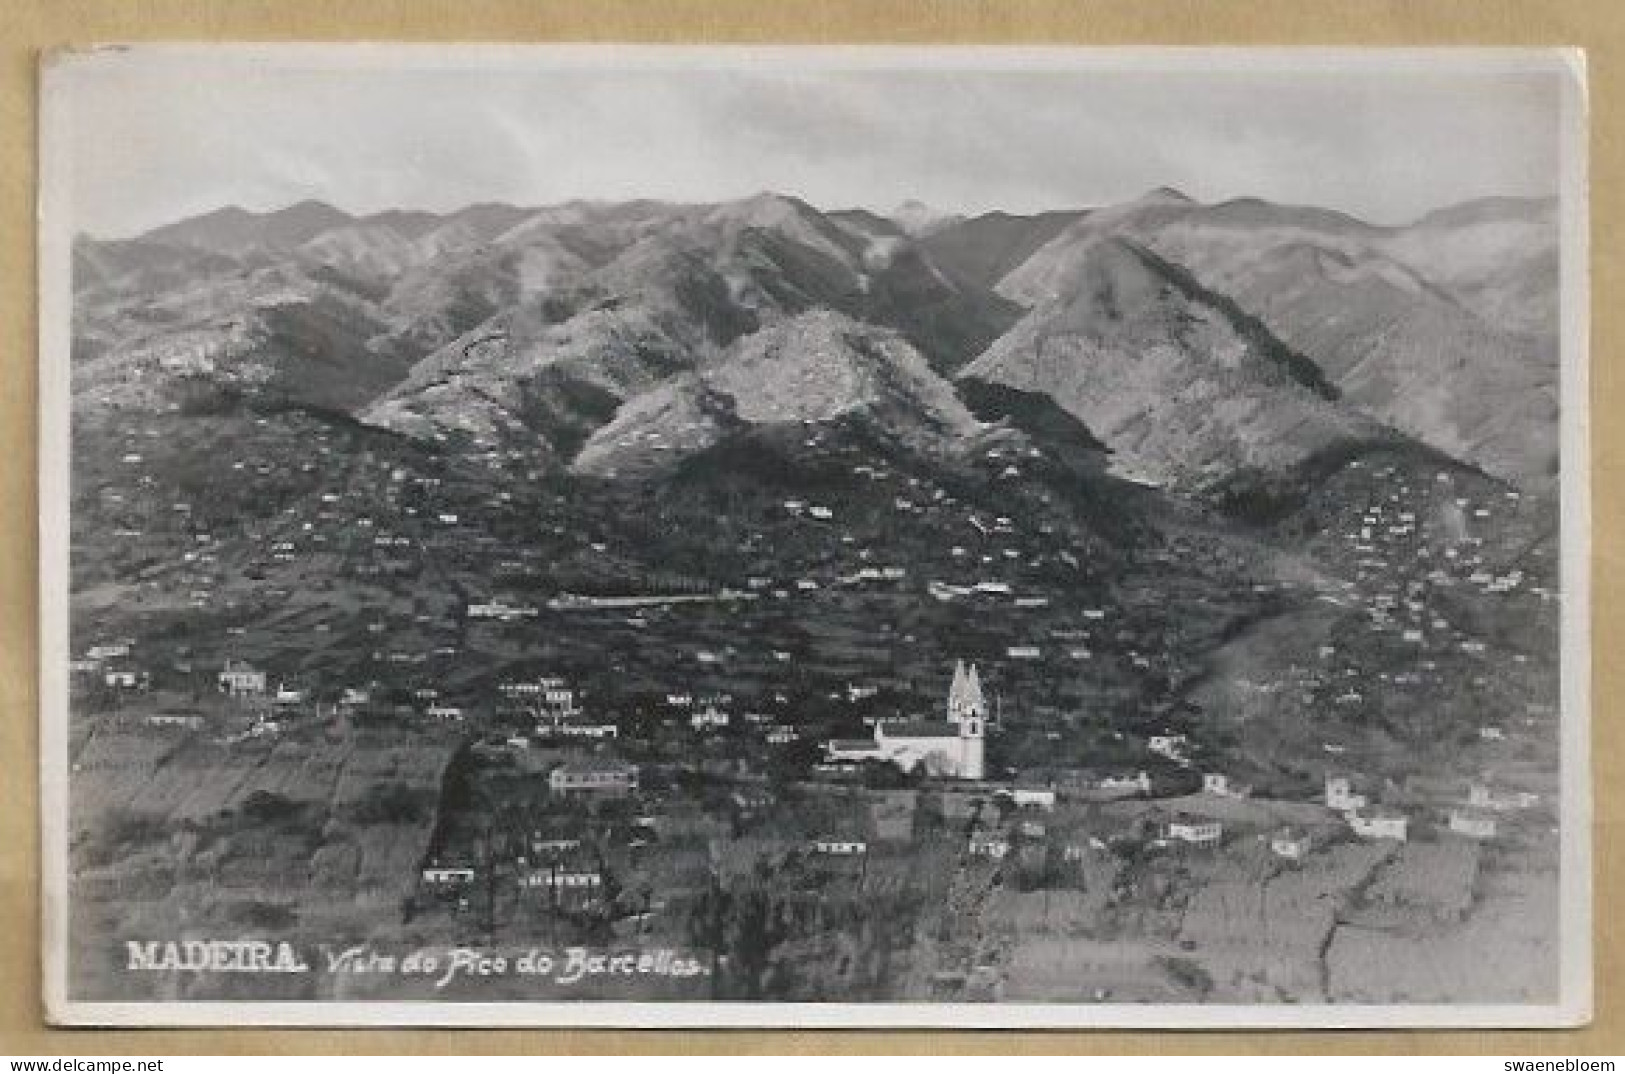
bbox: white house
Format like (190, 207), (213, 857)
(1348, 810), (1408, 842)
(218, 660), (267, 698)
(1166, 816), (1223, 848)
(421, 865), (475, 886)
(1148, 734), (1189, 762)
(1099, 771), (1153, 796)
(518, 869), (602, 892)
(539, 679), (577, 714)
(1325, 775), (1368, 813)
(1270, 828), (1312, 861)
(502, 676), (577, 715)
(1469, 782), (1540, 812)
(731, 789), (775, 813)
(146, 713), (203, 730)
(1202, 773), (1251, 799)
(549, 760), (638, 795)
(1448, 809), (1497, 840)
(1007, 787), (1057, 811)
(553, 722), (618, 740)
(691, 705), (731, 731)
(968, 837), (1011, 859)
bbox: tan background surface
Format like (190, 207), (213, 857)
(0, 0), (1618, 1055)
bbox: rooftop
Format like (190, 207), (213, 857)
(553, 758), (637, 775)
(881, 720), (961, 740)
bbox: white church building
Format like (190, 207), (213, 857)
(825, 661), (987, 780)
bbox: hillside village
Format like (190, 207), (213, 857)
(68, 422), (1558, 1003)
(64, 187), (1563, 1004)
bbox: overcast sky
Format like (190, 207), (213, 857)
(49, 46), (1574, 239)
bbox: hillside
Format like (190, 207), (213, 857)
(919, 209), (1089, 295)
(573, 310), (981, 478)
(141, 199), (357, 256)
(961, 237), (1389, 492)
(990, 191), (1559, 486)
(1383, 196), (1561, 339)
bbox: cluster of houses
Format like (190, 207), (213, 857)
(1325, 463), (1550, 660)
(417, 755), (645, 906)
(1323, 775), (1409, 842)
(701, 442), (1120, 656)
(497, 675), (624, 741)
(1320, 771), (1541, 846)
(86, 628), (1547, 884)
(403, 743), (1548, 931)
(122, 642), (819, 757)
(83, 449), (1551, 899)
(70, 640), (151, 692)
(1111, 761), (1540, 862)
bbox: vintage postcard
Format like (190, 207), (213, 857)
(38, 45), (1590, 1027)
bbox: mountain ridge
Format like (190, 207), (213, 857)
(73, 188), (1561, 491)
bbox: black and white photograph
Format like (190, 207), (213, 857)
(38, 45), (1589, 1027)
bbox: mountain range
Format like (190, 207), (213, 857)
(71, 187), (1561, 497)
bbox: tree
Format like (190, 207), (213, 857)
(239, 790), (301, 826)
(350, 781), (431, 825)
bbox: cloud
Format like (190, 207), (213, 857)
(52, 47), (1570, 238)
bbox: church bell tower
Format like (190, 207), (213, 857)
(947, 660), (987, 780)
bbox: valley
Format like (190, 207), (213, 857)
(63, 187), (1563, 1005)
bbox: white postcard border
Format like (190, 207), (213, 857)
(36, 43), (1593, 1029)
